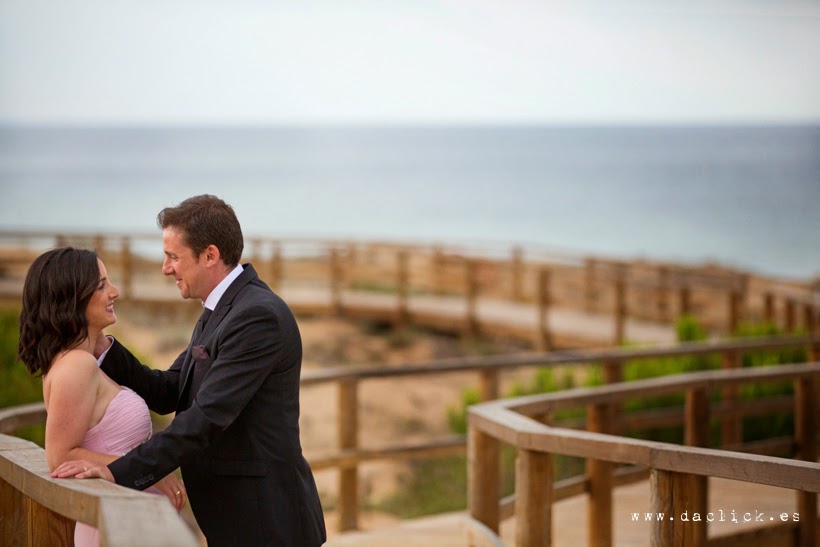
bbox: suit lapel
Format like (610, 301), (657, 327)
(177, 264), (258, 409)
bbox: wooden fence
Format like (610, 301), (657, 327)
(467, 363), (820, 546)
(0, 406), (198, 546)
(1, 335), (818, 543)
(1, 230), (817, 345)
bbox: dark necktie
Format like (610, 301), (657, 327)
(193, 307), (213, 341)
(187, 307), (213, 406)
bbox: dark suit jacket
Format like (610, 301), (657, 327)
(104, 264), (326, 546)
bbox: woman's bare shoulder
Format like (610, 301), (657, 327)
(48, 349), (98, 379)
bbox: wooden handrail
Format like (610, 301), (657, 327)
(0, 433), (197, 546)
(3, 335), (819, 537)
(4, 230), (815, 342)
(467, 362), (820, 547)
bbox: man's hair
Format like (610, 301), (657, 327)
(18, 247), (100, 376)
(157, 194), (244, 267)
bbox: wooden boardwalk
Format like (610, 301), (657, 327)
(122, 282), (677, 346)
(1, 279), (676, 346)
(326, 477), (811, 546)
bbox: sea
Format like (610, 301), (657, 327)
(0, 125), (818, 280)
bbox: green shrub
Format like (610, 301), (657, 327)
(0, 307), (44, 444)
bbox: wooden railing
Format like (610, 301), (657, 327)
(0, 407), (198, 546)
(2, 230), (816, 344)
(298, 334), (820, 533)
(1, 336), (818, 541)
(466, 361), (820, 546)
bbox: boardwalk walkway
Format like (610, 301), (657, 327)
(1, 278), (675, 345)
(326, 477), (809, 546)
(130, 283), (677, 346)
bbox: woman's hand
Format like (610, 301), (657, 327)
(153, 473), (188, 511)
(51, 459), (114, 482)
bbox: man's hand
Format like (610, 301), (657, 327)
(51, 459), (114, 482)
(93, 331), (113, 360)
(154, 473), (188, 511)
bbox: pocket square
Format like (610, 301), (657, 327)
(191, 345), (209, 361)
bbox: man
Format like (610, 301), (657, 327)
(56, 195), (326, 546)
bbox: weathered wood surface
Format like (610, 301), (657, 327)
(468, 362), (820, 547)
(0, 435), (197, 546)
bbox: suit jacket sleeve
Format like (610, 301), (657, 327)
(101, 339), (183, 415)
(108, 303), (288, 490)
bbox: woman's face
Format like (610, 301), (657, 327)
(86, 259), (119, 331)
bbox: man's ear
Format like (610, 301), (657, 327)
(204, 244), (222, 267)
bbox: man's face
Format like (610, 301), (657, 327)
(162, 227), (206, 300)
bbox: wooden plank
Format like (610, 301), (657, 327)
(338, 378), (359, 531)
(515, 448), (552, 547)
(97, 497), (197, 547)
(468, 425), (500, 534)
(1, 477), (30, 547)
(795, 376), (818, 547)
(30, 497), (73, 547)
(651, 469), (706, 547)
(586, 404), (613, 547)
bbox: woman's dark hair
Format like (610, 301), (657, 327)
(18, 247), (100, 377)
(157, 194), (244, 267)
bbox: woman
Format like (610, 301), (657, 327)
(17, 247), (186, 547)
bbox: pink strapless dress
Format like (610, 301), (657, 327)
(74, 388), (161, 547)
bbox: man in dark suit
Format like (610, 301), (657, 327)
(56, 195), (326, 546)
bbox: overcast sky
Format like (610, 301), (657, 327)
(1, 0), (818, 125)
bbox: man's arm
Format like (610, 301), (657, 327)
(101, 339), (184, 415)
(107, 304), (288, 490)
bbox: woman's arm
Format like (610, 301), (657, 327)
(44, 351), (117, 471)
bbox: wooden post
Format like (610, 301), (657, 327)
(803, 303), (816, 336)
(468, 425), (501, 535)
(511, 246), (524, 302)
(397, 250), (409, 327)
(585, 258), (597, 313)
(515, 448), (553, 547)
(479, 369), (499, 402)
(432, 246), (444, 296)
(727, 289), (742, 335)
(537, 269), (551, 351)
(784, 299), (796, 333)
(650, 470), (706, 547)
(613, 269), (627, 346)
(269, 243), (282, 291)
(330, 247), (342, 315)
(720, 350), (742, 447)
(682, 388), (709, 546)
(587, 404), (613, 547)
(603, 360), (623, 434)
(763, 291), (775, 325)
(1, 476), (30, 545)
(808, 308), (819, 362)
(656, 266), (669, 322)
(120, 236), (132, 300)
(795, 376), (818, 547)
(338, 379), (359, 531)
(466, 259), (479, 336)
(30, 497), (75, 546)
(93, 234), (106, 263)
(0, 478), (74, 546)
(678, 285), (691, 318)
(346, 242), (357, 289)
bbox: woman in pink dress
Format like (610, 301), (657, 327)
(18, 247), (187, 547)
